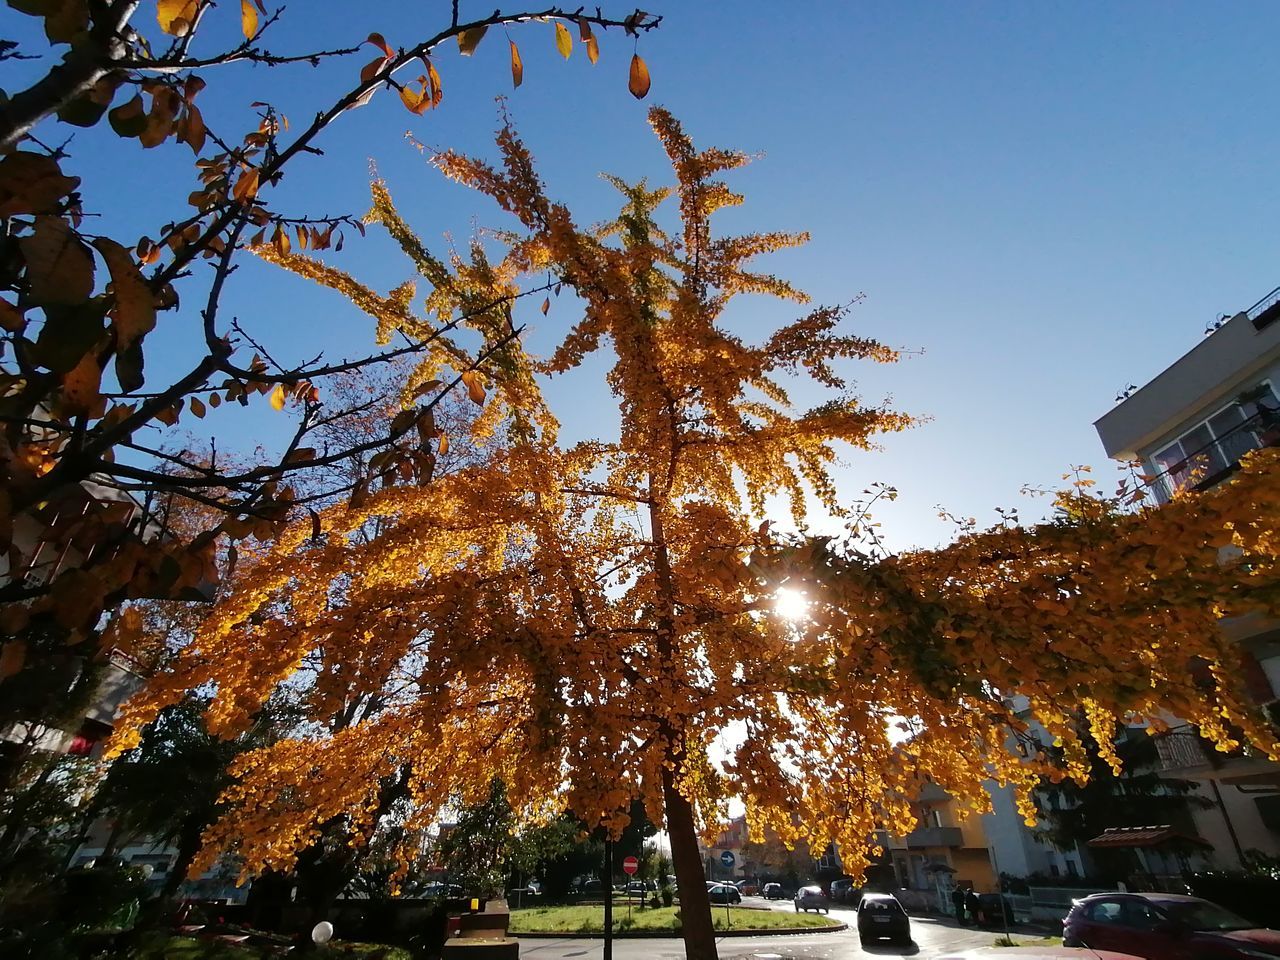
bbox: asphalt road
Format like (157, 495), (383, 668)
(516, 895), (1010, 960)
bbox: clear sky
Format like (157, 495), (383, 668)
(11, 0), (1280, 549)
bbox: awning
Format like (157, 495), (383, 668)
(1087, 825), (1212, 849)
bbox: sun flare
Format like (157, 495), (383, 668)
(774, 587), (810, 621)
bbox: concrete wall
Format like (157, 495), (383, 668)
(1095, 309), (1280, 460)
(1185, 780), (1280, 869)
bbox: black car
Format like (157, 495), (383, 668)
(762, 882), (785, 900)
(1063, 892), (1280, 958)
(706, 882), (742, 905)
(975, 892), (1016, 928)
(857, 892), (911, 946)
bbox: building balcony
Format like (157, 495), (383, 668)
(1154, 723), (1280, 786)
(904, 826), (963, 849)
(1147, 408), (1280, 503)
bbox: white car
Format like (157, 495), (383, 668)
(793, 885), (830, 913)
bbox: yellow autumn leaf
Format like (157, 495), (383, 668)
(240, 0), (258, 38)
(510, 40), (523, 88)
(157, 0), (199, 36)
(269, 384), (286, 410)
(554, 21), (573, 59)
(460, 370), (486, 406)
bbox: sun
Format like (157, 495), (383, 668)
(774, 587), (810, 622)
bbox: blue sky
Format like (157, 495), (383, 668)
(12, 0), (1280, 549)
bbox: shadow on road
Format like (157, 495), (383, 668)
(859, 942), (921, 956)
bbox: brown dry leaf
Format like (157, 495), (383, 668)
(541, 297), (550, 316)
(0, 640), (26, 681)
(232, 167), (260, 205)
(179, 104), (207, 154)
(61, 351), (105, 417)
(629, 54), (651, 99)
(190, 396), (206, 419)
(585, 34), (600, 65)
(458, 25), (487, 55)
(93, 238), (157, 350)
(510, 40), (523, 88)
(555, 21), (573, 59)
(0, 152), (81, 216)
(20, 216), (94, 307)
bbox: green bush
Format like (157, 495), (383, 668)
(659, 884), (674, 907)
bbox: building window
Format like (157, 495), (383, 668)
(1149, 383), (1278, 502)
(1065, 859), (1079, 878)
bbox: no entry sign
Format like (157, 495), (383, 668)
(622, 855), (639, 875)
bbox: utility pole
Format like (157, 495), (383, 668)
(603, 838), (613, 960)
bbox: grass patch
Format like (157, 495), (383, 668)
(509, 904), (838, 934)
(993, 934), (1064, 948)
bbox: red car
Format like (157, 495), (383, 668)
(1063, 892), (1280, 958)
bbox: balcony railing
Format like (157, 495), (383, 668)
(904, 826), (963, 848)
(1249, 285), (1280, 330)
(1148, 408), (1280, 503)
(1154, 721), (1280, 778)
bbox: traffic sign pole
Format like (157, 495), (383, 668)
(621, 855), (639, 921)
(719, 851), (736, 930)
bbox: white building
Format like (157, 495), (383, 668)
(1092, 285), (1280, 867)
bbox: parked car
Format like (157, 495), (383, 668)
(975, 892), (1016, 927)
(1063, 892), (1280, 958)
(734, 880), (759, 896)
(857, 892), (910, 945)
(830, 878), (855, 904)
(624, 880), (656, 896)
(794, 885), (830, 913)
(707, 883), (742, 905)
(578, 878), (604, 893)
(763, 882), (785, 900)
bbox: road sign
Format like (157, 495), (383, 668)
(719, 850), (736, 868)
(622, 855), (639, 875)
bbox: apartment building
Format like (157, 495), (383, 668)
(1092, 285), (1280, 867)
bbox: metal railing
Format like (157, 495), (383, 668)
(1147, 408), (1277, 503)
(1248, 285), (1280, 323)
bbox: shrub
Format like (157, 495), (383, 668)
(660, 884), (674, 907)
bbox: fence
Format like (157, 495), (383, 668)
(1027, 885), (1114, 924)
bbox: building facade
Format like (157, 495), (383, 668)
(1092, 286), (1280, 868)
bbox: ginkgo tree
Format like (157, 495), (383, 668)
(115, 110), (1280, 960)
(0, 0), (660, 795)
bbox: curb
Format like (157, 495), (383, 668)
(514, 922), (847, 939)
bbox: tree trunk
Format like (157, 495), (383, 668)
(662, 765), (718, 960)
(160, 817), (205, 899)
